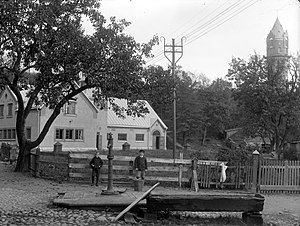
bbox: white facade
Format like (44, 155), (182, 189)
(0, 87), (167, 152)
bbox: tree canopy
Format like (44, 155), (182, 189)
(227, 54), (300, 153)
(0, 0), (157, 171)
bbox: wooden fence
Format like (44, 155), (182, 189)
(259, 159), (300, 193)
(196, 163), (253, 189)
(28, 150), (300, 193)
(68, 152), (224, 187)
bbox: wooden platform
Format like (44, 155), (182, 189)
(53, 190), (147, 209)
(147, 193), (264, 212)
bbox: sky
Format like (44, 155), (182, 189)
(83, 0), (300, 81)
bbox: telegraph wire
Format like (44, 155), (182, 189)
(147, 0), (247, 65)
(147, 0), (259, 65)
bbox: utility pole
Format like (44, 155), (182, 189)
(162, 37), (185, 160)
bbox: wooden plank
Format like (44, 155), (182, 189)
(260, 185), (300, 191)
(69, 172), (129, 180)
(114, 182), (160, 221)
(69, 153), (224, 165)
(69, 163), (189, 172)
(147, 194), (265, 212)
(69, 172), (189, 183)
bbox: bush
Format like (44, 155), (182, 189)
(216, 147), (252, 165)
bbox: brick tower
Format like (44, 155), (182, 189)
(266, 18), (289, 58)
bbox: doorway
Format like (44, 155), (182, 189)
(153, 130), (161, 150)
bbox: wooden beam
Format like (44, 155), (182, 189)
(147, 194), (264, 212)
(114, 182), (160, 222)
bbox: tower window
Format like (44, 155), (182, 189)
(278, 47), (282, 53)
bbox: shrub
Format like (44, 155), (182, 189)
(216, 147), (252, 165)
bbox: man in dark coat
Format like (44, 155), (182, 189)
(134, 150), (148, 180)
(89, 152), (103, 186)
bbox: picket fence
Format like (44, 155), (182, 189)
(259, 159), (300, 193)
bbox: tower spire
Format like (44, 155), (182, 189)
(266, 17), (288, 58)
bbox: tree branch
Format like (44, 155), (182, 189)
(20, 64), (37, 76)
(29, 83), (94, 148)
(24, 85), (42, 119)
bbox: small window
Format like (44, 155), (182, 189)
(118, 133), (127, 141)
(7, 129), (12, 139)
(7, 103), (13, 117)
(75, 129), (83, 140)
(136, 134), (144, 141)
(0, 105), (4, 118)
(66, 102), (76, 115)
(65, 129), (74, 139)
(278, 47), (282, 53)
(55, 129), (64, 139)
(12, 129), (16, 139)
(0, 130), (3, 139)
(26, 127), (31, 140)
(3, 129), (7, 139)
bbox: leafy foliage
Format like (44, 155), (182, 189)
(0, 0), (158, 171)
(227, 54), (300, 153)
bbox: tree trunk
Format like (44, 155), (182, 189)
(15, 140), (31, 172)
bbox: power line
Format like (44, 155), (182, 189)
(147, 0), (247, 65)
(147, 0), (259, 66)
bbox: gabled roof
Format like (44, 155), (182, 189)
(3, 85), (99, 113)
(107, 98), (167, 130)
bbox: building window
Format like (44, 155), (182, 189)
(75, 129), (84, 140)
(136, 134), (144, 141)
(3, 129), (7, 139)
(26, 128), (31, 140)
(7, 129), (12, 139)
(0, 105), (4, 118)
(66, 101), (76, 115)
(65, 129), (74, 139)
(55, 129), (64, 140)
(7, 103), (13, 117)
(278, 47), (282, 53)
(12, 129), (16, 139)
(118, 133), (127, 141)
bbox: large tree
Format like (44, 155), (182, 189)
(227, 54), (300, 153)
(0, 0), (157, 172)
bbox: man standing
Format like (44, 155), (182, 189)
(89, 152), (103, 186)
(134, 150), (148, 180)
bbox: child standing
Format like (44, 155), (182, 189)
(89, 152), (103, 186)
(134, 150), (148, 180)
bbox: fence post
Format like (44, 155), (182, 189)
(191, 158), (199, 192)
(251, 150), (260, 193)
(284, 160), (288, 186)
(178, 152), (183, 188)
(35, 148), (40, 177)
(129, 160), (133, 177)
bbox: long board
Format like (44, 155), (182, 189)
(114, 182), (160, 221)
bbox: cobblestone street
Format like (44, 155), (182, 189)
(0, 161), (299, 225)
(0, 162), (124, 226)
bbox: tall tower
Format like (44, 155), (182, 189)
(266, 18), (288, 58)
